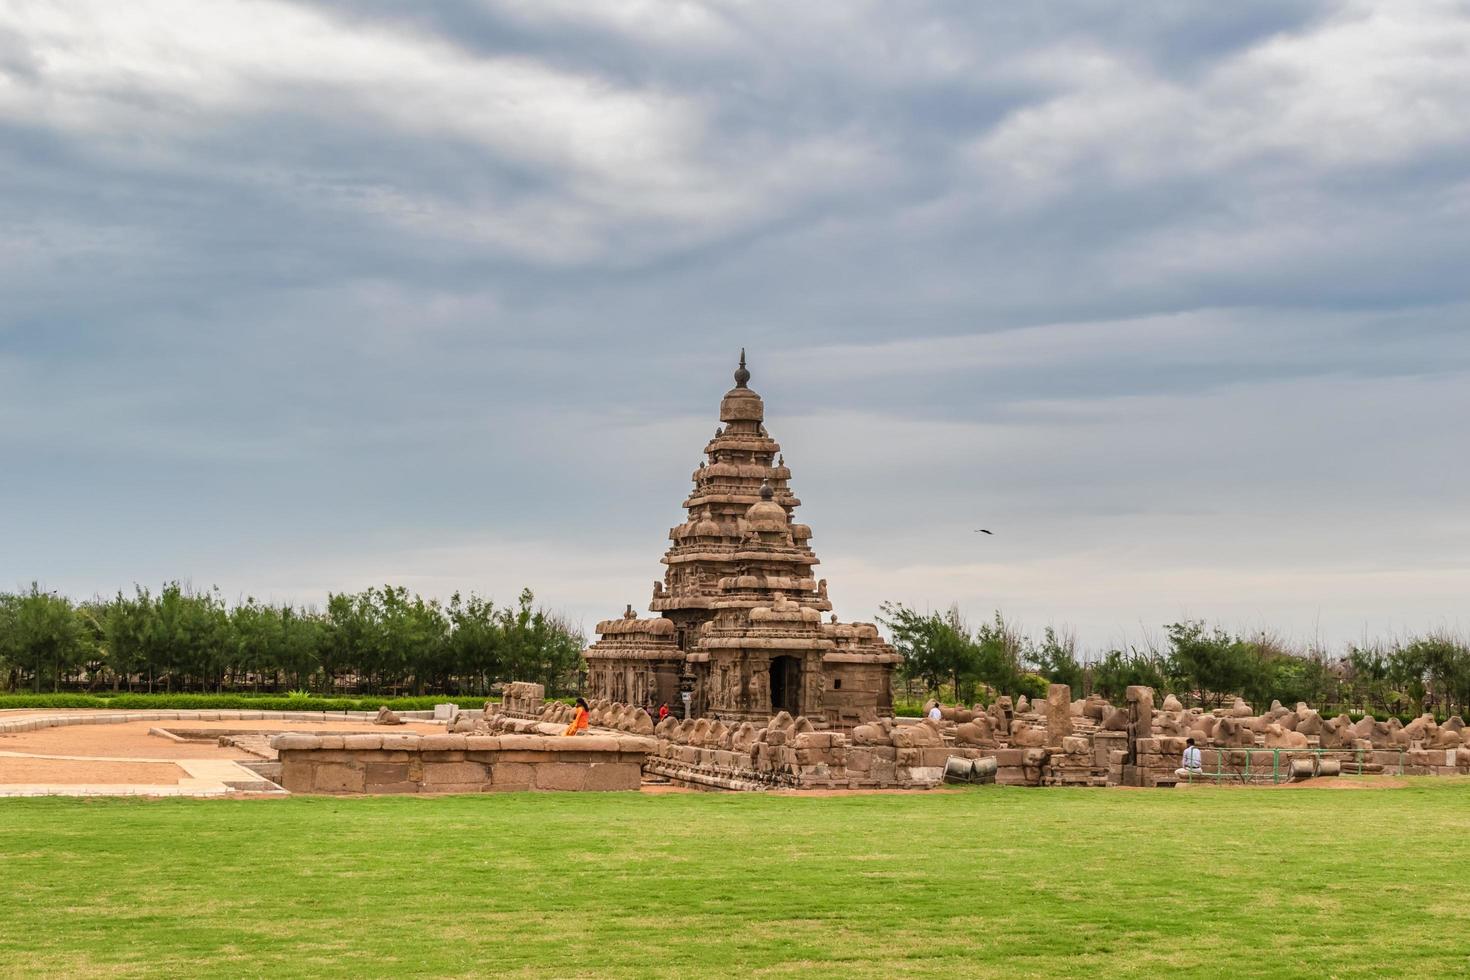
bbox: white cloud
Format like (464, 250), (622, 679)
(968, 1), (1470, 201)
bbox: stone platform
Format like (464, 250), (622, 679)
(272, 732), (655, 794)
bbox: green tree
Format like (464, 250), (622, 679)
(1088, 648), (1168, 704)
(150, 583), (229, 692)
(879, 602), (976, 698)
(498, 589), (583, 695)
(973, 612), (1026, 699)
(1026, 626), (1083, 691)
(446, 592), (501, 695)
(0, 584), (87, 693)
(1165, 620), (1251, 707)
(103, 588), (157, 692)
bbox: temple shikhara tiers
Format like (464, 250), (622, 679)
(584, 352), (900, 728)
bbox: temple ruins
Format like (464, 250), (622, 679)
(582, 352), (901, 728)
(476, 687), (1470, 792)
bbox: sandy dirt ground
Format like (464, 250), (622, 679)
(0, 719), (440, 761)
(1175, 776), (1416, 790)
(0, 757), (186, 785)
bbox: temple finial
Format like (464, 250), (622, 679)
(759, 479), (773, 501)
(734, 348), (750, 388)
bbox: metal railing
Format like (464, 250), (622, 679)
(1179, 746), (1404, 785)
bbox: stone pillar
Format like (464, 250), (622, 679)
(991, 695), (1013, 736)
(1122, 685), (1155, 787)
(1045, 684), (1073, 743)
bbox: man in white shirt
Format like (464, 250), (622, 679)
(1175, 737), (1203, 779)
(927, 702), (943, 723)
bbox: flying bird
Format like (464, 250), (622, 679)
(974, 529), (993, 535)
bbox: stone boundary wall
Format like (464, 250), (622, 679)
(272, 732), (653, 794)
(0, 709), (435, 735)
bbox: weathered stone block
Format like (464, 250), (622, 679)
(342, 734), (383, 750)
(583, 763), (641, 791)
(489, 762), (535, 790)
(423, 761), (490, 785)
(378, 734), (420, 752)
(533, 763), (589, 791)
(280, 758), (314, 793)
(364, 762), (411, 786)
(313, 762), (366, 794)
(420, 734), (467, 751)
(569, 736), (621, 752)
(274, 733), (319, 751)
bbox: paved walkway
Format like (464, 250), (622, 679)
(0, 708), (448, 797)
(0, 750), (279, 797)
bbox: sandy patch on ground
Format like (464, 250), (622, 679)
(770, 787), (960, 796)
(0, 719), (439, 760)
(1271, 776), (1413, 790)
(0, 757), (186, 785)
(1176, 776), (1414, 790)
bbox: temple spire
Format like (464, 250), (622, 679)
(734, 348), (750, 388)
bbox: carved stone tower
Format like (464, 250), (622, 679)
(583, 353), (899, 727)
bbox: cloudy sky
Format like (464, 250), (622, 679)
(3, 0), (1468, 653)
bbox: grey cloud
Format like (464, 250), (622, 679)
(3, 0), (1468, 648)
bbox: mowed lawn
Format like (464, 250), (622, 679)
(2, 782), (1468, 978)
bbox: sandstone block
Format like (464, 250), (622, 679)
(312, 763), (366, 794)
(342, 734), (383, 750)
(567, 736), (620, 752)
(273, 734), (320, 751)
(583, 763), (641, 791)
(533, 763), (590, 791)
(419, 735), (467, 751)
(489, 762), (535, 790)
(1061, 736), (1091, 756)
(465, 736), (503, 752)
(423, 761), (490, 785)
(280, 761), (314, 794)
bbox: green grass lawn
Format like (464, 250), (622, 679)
(2, 781), (1467, 978)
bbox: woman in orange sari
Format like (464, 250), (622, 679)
(563, 697), (590, 736)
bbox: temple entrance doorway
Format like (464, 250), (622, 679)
(769, 656), (801, 716)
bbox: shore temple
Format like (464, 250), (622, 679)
(583, 352), (900, 727)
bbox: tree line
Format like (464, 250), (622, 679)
(0, 583), (584, 696)
(879, 602), (1470, 717)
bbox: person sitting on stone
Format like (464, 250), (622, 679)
(927, 701), (943, 723)
(1175, 737), (1204, 779)
(658, 702), (671, 721)
(563, 697), (590, 737)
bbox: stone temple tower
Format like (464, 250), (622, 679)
(583, 353), (900, 728)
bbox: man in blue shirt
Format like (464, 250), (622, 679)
(1175, 737), (1204, 779)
